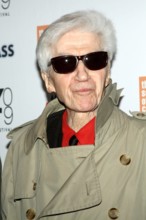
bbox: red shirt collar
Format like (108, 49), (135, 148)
(62, 110), (95, 147)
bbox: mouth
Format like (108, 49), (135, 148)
(74, 88), (94, 95)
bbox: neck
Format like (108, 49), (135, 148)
(66, 110), (96, 132)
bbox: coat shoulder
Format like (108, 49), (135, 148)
(130, 111), (146, 120)
(127, 111), (146, 132)
(7, 119), (35, 140)
(113, 108), (146, 132)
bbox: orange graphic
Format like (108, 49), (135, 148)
(37, 25), (48, 40)
(139, 76), (146, 112)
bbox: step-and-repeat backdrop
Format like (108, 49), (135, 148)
(1, 0), (146, 164)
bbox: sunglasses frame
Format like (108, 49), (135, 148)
(48, 51), (108, 74)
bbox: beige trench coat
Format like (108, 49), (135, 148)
(2, 83), (146, 220)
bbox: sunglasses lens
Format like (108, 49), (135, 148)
(51, 56), (77, 74)
(84, 51), (108, 70)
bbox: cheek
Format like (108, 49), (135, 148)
(52, 75), (70, 98)
(94, 73), (107, 91)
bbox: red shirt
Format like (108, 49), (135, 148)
(62, 110), (95, 147)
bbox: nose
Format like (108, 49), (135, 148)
(75, 60), (89, 81)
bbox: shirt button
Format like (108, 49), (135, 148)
(120, 154), (131, 165)
(108, 208), (119, 219)
(26, 208), (36, 219)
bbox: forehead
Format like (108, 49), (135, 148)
(53, 30), (101, 55)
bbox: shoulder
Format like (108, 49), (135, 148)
(116, 108), (146, 122)
(121, 111), (146, 136)
(7, 119), (35, 140)
(113, 108), (146, 132)
(129, 111), (146, 128)
(128, 111), (146, 136)
(130, 111), (146, 120)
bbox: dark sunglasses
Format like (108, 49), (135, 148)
(48, 51), (108, 74)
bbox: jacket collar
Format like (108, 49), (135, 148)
(95, 80), (123, 132)
(24, 99), (65, 154)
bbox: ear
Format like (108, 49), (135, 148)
(105, 62), (111, 87)
(41, 72), (56, 93)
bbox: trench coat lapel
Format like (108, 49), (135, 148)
(37, 149), (102, 218)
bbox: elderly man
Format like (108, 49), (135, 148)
(2, 10), (146, 220)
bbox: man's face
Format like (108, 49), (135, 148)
(44, 30), (110, 113)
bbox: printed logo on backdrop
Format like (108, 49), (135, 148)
(0, 87), (13, 133)
(0, 44), (14, 58)
(0, 0), (11, 17)
(37, 25), (48, 40)
(139, 76), (146, 112)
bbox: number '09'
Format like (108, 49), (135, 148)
(3, 87), (13, 125)
(1, 0), (10, 10)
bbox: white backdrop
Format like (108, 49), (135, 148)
(1, 0), (146, 165)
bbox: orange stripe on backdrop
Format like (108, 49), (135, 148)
(139, 76), (146, 112)
(37, 25), (49, 40)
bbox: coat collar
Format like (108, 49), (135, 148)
(95, 81), (123, 132)
(8, 81), (123, 154)
(24, 99), (65, 154)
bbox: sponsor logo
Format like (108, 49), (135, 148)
(0, 0), (11, 17)
(37, 25), (48, 40)
(0, 44), (14, 58)
(139, 76), (146, 112)
(0, 87), (13, 133)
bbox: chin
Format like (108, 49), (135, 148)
(75, 105), (98, 113)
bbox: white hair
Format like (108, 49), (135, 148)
(36, 10), (117, 72)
